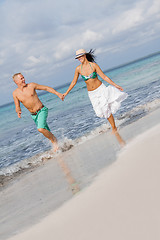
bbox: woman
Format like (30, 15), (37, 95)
(63, 49), (128, 145)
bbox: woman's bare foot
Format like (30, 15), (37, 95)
(112, 129), (126, 147)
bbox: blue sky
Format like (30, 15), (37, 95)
(0, 0), (160, 105)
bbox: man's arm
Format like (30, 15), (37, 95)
(32, 83), (63, 100)
(12, 91), (22, 118)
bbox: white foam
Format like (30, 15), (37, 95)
(118, 98), (160, 121)
(1, 99), (160, 178)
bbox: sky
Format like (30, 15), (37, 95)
(0, 0), (160, 106)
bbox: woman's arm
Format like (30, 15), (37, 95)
(95, 63), (123, 91)
(63, 67), (79, 98)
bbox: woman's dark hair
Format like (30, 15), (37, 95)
(86, 49), (96, 62)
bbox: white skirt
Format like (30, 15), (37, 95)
(88, 83), (128, 119)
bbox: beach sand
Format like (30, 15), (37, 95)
(4, 111), (160, 240)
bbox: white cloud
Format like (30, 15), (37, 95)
(147, 0), (160, 16)
(26, 56), (48, 67)
(0, 0), (160, 105)
(81, 30), (103, 45)
(54, 29), (103, 60)
(112, 7), (144, 35)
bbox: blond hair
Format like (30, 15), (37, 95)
(12, 73), (22, 80)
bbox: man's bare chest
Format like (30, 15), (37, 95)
(17, 88), (36, 103)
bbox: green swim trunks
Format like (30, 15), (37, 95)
(31, 106), (50, 131)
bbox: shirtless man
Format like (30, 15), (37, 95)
(12, 73), (63, 152)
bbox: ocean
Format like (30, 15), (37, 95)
(0, 52), (160, 178)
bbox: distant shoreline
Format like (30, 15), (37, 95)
(1, 50), (160, 108)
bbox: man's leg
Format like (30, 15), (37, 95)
(35, 106), (59, 152)
(107, 114), (125, 146)
(38, 128), (59, 152)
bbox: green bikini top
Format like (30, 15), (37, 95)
(81, 63), (97, 81)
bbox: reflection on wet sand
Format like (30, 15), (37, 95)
(113, 130), (126, 147)
(57, 157), (80, 194)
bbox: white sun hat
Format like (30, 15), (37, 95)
(75, 49), (87, 59)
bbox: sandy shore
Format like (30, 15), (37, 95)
(7, 121), (160, 240)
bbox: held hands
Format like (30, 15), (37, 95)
(57, 92), (68, 101)
(58, 93), (65, 101)
(62, 93), (67, 101)
(55, 92), (67, 101)
(17, 110), (21, 118)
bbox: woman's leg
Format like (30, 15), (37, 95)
(107, 114), (117, 132)
(107, 114), (125, 146)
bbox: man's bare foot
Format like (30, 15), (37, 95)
(52, 140), (59, 152)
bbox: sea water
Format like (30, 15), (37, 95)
(0, 52), (160, 176)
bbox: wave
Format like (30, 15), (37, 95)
(1, 98), (160, 186)
(117, 98), (160, 125)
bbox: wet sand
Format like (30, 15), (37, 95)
(1, 107), (160, 240)
(7, 122), (160, 240)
